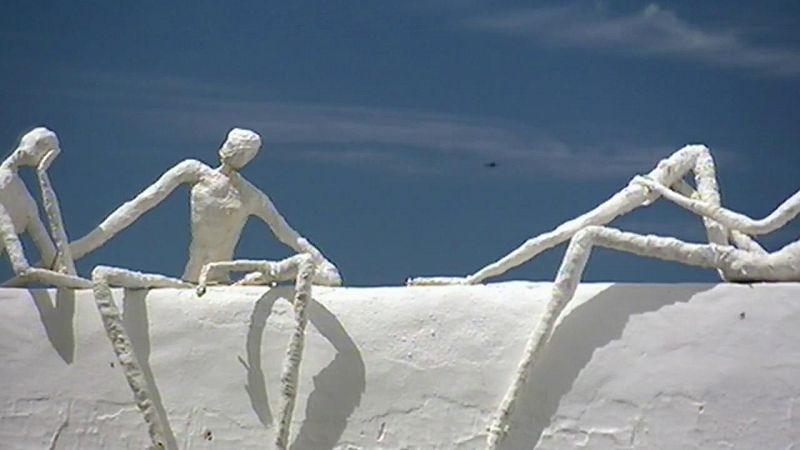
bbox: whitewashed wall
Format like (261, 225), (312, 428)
(2, 283), (799, 449)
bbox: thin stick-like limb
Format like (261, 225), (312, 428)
(485, 226), (770, 449)
(91, 266), (190, 450)
(36, 150), (77, 274)
(671, 179), (767, 255)
(70, 160), (206, 260)
(275, 255), (315, 450)
(409, 145), (731, 285)
(195, 255), (317, 450)
(636, 175), (800, 236)
(0, 202), (90, 288)
(195, 256), (307, 296)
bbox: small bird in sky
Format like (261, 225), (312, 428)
(484, 161), (497, 168)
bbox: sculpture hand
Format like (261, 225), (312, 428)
(235, 271), (274, 286)
(630, 174), (663, 205)
(312, 258), (342, 286)
(37, 148), (59, 173)
(296, 237), (342, 286)
(631, 174), (660, 189)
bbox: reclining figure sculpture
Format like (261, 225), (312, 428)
(408, 144), (764, 287)
(478, 150), (800, 450)
(0, 128), (90, 288)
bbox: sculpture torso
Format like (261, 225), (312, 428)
(184, 163), (255, 282)
(0, 167), (38, 234)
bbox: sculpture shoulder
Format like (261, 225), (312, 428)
(172, 159), (213, 177)
(158, 159), (214, 187)
(237, 176), (280, 214)
(0, 168), (16, 187)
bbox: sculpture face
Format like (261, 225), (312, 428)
(16, 127), (60, 167)
(218, 128), (261, 170)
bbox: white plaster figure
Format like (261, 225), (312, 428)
(0, 128), (90, 288)
(408, 144), (767, 286)
(70, 127), (341, 287)
(484, 176), (800, 448)
(196, 254), (316, 450)
(81, 128), (340, 450)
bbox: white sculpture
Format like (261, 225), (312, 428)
(81, 128), (341, 450)
(0, 128), (90, 288)
(408, 144), (766, 286)
(71, 127), (341, 287)
(482, 150), (800, 448)
(197, 255), (317, 450)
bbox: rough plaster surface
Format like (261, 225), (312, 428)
(2, 282), (799, 449)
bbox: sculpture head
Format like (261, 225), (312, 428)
(14, 127), (60, 168)
(218, 128), (262, 171)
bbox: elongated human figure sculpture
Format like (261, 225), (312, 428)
(0, 128), (90, 288)
(196, 255), (316, 450)
(409, 144), (766, 286)
(71, 127), (340, 286)
(83, 128), (341, 450)
(485, 176), (800, 449)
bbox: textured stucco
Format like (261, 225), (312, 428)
(1, 283), (799, 449)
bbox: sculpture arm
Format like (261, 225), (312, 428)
(635, 175), (800, 235)
(25, 209), (57, 270)
(70, 159), (206, 258)
(670, 179), (767, 254)
(249, 184), (341, 285)
(34, 151), (76, 273)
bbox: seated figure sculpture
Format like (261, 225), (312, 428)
(75, 128), (341, 450)
(70, 127), (341, 288)
(0, 128), (90, 288)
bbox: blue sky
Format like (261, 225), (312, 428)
(1, 1), (799, 286)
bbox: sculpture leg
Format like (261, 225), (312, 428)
(3, 267), (91, 289)
(195, 254), (317, 449)
(485, 226), (750, 449)
(92, 265), (193, 289)
(195, 255), (306, 296)
(0, 202), (91, 288)
(275, 254), (315, 450)
(91, 266), (178, 450)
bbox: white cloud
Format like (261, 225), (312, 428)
(60, 71), (719, 180)
(463, 3), (800, 77)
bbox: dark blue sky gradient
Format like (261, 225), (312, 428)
(1, 1), (799, 285)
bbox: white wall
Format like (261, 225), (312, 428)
(2, 283), (799, 449)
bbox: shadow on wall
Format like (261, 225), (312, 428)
(243, 287), (366, 450)
(30, 287), (180, 449)
(29, 288), (76, 364)
(499, 284), (715, 450)
(122, 289), (181, 450)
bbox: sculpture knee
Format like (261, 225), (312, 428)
(91, 265), (116, 284)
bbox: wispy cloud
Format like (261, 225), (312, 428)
(58, 71), (715, 180)
(463, 3), (800, 77)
